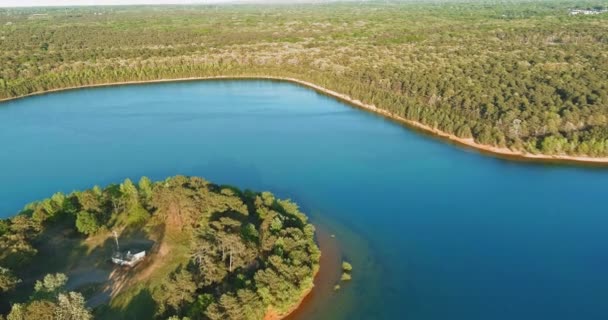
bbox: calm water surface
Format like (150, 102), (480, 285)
(1, 80), (607, 319)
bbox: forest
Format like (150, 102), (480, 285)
(0, 0), (607, 156)
(0, 176), (320, 319)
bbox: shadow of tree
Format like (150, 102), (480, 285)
(5, 216), (161, 309)
(209, 209), (249, 226)
(94, 288), (157, 320)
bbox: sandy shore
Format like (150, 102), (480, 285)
(2, 75), (608, 165)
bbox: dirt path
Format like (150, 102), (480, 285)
(134, 240), (170, 283)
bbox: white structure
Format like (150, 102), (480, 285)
(569, 9), (608, 15)
(112, 250), (146, 267)
(110, 230), (146, 267)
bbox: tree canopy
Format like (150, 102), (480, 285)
(0, 176), (320, 319)
(5, 273), (92, 320)
(0, 1), (607, 156)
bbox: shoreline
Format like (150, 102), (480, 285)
(264, 272), (317, 320)
(2, 75), (608, 165)
(264, 225), (332, 320)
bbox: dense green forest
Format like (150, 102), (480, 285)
(0, 176), (320, 319)
(0, 0), (607, 156)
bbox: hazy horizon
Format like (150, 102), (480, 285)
(1, 0), (355, 8)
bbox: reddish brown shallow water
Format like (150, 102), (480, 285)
(286, 225), (343, 320)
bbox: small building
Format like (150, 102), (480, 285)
(569, 9), (608, 15)
(111, 250), (146, 267)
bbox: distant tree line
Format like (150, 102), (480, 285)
(0, 1), (607, 156)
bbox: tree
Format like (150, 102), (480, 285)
(10, 300), (55, 320)
(456, 125), (473, 139)
(76, 190), (102, 213)
(7, 273), (90, 320)
(7, 292), (91, 320)
(75, 211), (100, 235)
(154, 268), (197, 314)
(39, 193), (65, 216)
(2, 176), (319, 320)
(138, 176), (153, 206)
(33, 273), (68, 300)
(541, 135), (568, 154)
(0, 267), (21, 292)
(120, 178), (139, 206)
(6, 303), (26, 320)
(104, 184), (125, 213)
(54, 292), (93, 320)
(270, 217), (283, 233)
(217, 233), (249, 273)
(192, 242), (228, 286)
(0, 220), (8, 236)
(187, 294), (215, 318)
(241, 223), (259, 244)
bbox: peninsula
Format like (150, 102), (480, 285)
(0, 176), (320, 319)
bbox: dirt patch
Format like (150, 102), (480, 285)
(133, 240), (170, 283)
(63, 231), (156, 307)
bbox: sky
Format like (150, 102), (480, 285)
(0, 0), (281, 7)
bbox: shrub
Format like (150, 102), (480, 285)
(75, 211), (99, 235)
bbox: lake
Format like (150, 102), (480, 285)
(1, 79), (607, 319)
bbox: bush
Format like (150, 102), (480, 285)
(75, 211), (99, 235)
(340, 272), (351, 281)
(342, 261), (353, 272)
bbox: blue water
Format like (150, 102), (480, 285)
(1, 80), (607, 319)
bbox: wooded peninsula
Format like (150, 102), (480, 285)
(0, 176), (321, 320)
(1, 1), (607, 158)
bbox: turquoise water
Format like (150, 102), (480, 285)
(1, 80), (607, 319)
